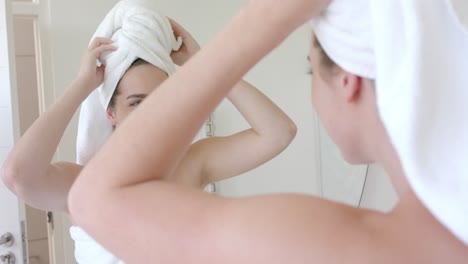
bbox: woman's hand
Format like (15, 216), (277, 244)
(169, 18), (201, 66)
(76, 37), (117, 92)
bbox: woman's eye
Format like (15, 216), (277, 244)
(307, 67), (314, 75)
(129, 100), (141, 107)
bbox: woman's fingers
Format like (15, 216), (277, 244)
(89, 37), (113, 50)
(168, 17), (190, 39)
(91, 44), (117, 59)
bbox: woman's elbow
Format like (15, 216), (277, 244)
(1, 162), (21, 193)
(277, 120), (297, 148)
(287, 121), (298, 141)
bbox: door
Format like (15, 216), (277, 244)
(2, 1), (57, 263)
(0, 0), (27, 263)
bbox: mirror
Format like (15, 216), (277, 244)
(7, 1), (397, 263)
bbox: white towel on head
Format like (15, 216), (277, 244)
(312, 0), (375, 79)
(313, 0), (468, 244)
(76, 0), (205, 165)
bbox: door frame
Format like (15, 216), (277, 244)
(10, 1), (69, 263)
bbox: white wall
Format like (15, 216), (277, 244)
(452, 0), (468, 26)
(360, 165), (398, 212)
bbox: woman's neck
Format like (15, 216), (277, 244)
(374, 126), (410, 196)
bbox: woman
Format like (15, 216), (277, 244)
(1, 19), (296, 262)
(66, 0), (468, 263)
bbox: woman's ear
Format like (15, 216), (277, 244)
(106, 108), (118, 126)
(341, 72), (363, 103)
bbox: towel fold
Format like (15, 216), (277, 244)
(76, 0), (205, 165)
(314, 0), (468, 244)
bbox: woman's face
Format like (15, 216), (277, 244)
(309, 33), (370, 164)
(107, 64), (168, 127)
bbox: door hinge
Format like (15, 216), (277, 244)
(47, 211), (53, 229)
(205, 115), (215, 137)
(21, 220), (28, 264)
